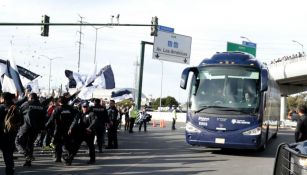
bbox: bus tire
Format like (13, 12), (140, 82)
(272, 125), (278, 139)
(258, 126), (269, 152)
(258, 142), (267, 152)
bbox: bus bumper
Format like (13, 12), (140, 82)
(186, 129), (262, 149)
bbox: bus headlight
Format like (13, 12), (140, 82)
(186, 122), (201, 133)
(242, 127), (261, 136)
(299, 158), (307, 168)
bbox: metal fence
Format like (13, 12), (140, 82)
(274, 143), (307, 175)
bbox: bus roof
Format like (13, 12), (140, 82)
(199, 52), (263, 69)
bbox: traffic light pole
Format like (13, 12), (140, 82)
(136, 41), (153, 110)
(0, 22), (154, 27)
(0, 20), (158, 109)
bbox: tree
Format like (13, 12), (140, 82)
(151, 96), (179, 110)
(287, 93), (307, 111)
(116, 99), (133, 108)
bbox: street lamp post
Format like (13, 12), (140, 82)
(159, 61), (164, 111)
(292, 40), (304, 53)
(83, 21), (106, 64)
(240, 36), (251, 42)
(39, 55), (62, 95)
(93, 26), (104, 64)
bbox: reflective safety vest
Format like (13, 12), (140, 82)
(172, 109), (177, 120)
(130, 109), (138, 119)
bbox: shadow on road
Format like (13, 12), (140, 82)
(0, 125), (295, 175)
(189, 128), (295, 158)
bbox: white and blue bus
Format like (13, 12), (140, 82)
(180, 52), (280, 150)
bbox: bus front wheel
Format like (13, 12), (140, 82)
(258, 126), (269, 152)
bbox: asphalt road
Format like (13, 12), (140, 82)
(0, 122), (296, 175)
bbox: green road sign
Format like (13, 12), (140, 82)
(227, 42), (256, 56)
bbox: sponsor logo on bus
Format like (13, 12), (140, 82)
(199, 116), (210, 122)
(231, 119), (250, 125)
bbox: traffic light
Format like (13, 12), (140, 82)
(150, 16), (158, 36)
(41, 15), (50, 37)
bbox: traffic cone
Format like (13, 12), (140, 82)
(160, 119), (165, 128)
(152, 120), (156, 127)
(162, 120), (166, 128)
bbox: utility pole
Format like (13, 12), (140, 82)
(136, 41), (153, 110)
(159, 60), (164, 111)
(92, 26), (105, 64)
(77, 15), (84, 73)
(133, 57), (139, 100)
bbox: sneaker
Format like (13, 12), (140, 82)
(23, 161), (31, 167)
(63, 157), (72, 166)
(5, 168), (14, 175)
(27, 155), (35, 161)
(54, 158), (62, 163)
(18, 150), (25, 155)
(87, 160), (95, 164)
(42, 145), (53, 151)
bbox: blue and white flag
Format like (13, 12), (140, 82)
(111, 89), (133, 102)
(0, 58), (40, 81)
(65, 70), (87, 89)
(84, 64), (97, 87)
(91, 65), (115, 89)
(70, 65), (115, 100)
(78, 86), (95, 100)
(1, 48), (24, 95)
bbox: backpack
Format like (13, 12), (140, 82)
(4, 105), (22, 133)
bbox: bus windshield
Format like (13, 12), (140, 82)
(189, 66), (260, 114)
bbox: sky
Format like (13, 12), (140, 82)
(0, 0), (306, 103)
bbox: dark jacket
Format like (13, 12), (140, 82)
(20, 100), (46, 131)
(295, 114), (307, 142)
(46, 105), (78, 136)
(89, 105), (109, 127)
(71, 111), (97, 133)
(108, 106), (118, 125)
(0, 103), (14, 135)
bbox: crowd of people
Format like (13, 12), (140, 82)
(269, 52), (306, 64)
(0, 90), (151, 175)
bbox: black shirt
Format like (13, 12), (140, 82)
(46, 104), (78, 135)
(20, 100), (46, 131)
(90, 105), (109, 126)
(295, 114), (307, 142)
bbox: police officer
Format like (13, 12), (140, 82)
(106, 100), (119, 149)
(15, 93), (46, 167)
(45, 96), (78, 163)
(90, 98), (109, 153)
(67, 101), (97, 165)
(138, 107), (147, 132)
(0, 92), (19, 175)
(128, 104), (138, 133)
(171, 106), (177, 130)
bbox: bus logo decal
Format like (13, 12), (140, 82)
(232, 119), (237, 124)
(217, 118), (227, 122)
(232, 119), (250, 125)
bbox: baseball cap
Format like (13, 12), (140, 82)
(82, 101), (89, 107)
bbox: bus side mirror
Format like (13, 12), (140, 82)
(260, 69), (268, 92)
(180, 67), (198, 89)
